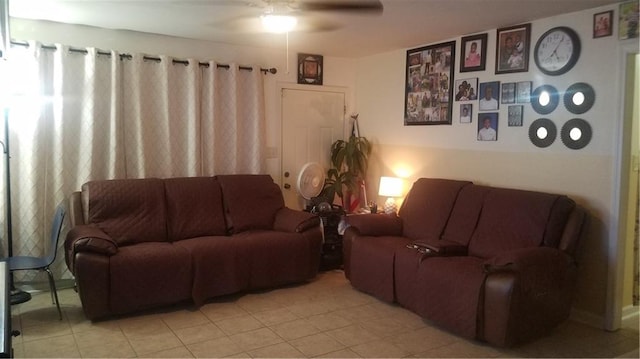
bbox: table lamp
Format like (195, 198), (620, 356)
(378, 176), (403, 214)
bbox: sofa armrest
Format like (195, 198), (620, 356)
(273, 207), (321, 233)
(65, 225), (118, 258)
(345, 213), (403, 237)
(483, 246), (574, 274)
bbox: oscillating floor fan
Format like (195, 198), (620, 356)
(296, 162), (325, 210)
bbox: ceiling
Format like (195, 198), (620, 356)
(9, 0), (621, 58)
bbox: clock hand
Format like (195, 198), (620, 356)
(547, 35), (565, 60)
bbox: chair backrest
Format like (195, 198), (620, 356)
(45, 203), (66, 265)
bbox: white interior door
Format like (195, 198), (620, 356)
(281, 88), (345, 210)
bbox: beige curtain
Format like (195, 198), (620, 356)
(1, 43), (266, 281)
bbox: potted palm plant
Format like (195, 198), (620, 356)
(321, 134), (372, 211)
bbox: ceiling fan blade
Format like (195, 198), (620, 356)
(297, 0), (383, 13)
(213, 13), (341, 33)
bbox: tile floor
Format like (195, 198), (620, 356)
(9, 270), (640, 358)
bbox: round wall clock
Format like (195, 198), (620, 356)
(534, 26), (581, 76)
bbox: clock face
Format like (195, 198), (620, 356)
(534, 27), (581, 76)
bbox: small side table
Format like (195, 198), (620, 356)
(318, 208), (345, 271)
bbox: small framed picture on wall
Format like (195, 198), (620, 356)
(454, 78), (478, 101)
(501, 82), (516, 104)
(297, 53), (323, 85)
(619, 1), (639, 40)
(516, 81), (531, 103)
(594, 10), (613, 38)
(495, 23), (531, 74)
(460, 104), (472, 123)
(479, 81), (500, 111)
(508, 105), (524, 126)
(477, 112), (498, 141)
(460, 33), (487, 72)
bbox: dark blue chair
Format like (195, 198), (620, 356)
(7, 203), (66, 320)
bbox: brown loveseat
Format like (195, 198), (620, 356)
(343, 178), (588, 347)
(64, 175), (322, 320)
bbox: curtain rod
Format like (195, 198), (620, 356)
(10, 41), (278, 75)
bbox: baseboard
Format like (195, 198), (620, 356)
(622, 305), (639, 330)
(570, 307), (605, 329)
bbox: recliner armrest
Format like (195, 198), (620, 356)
(345, 213), (403, 236)
(483, 246), (574, 273)
(273, 207), (321, 233)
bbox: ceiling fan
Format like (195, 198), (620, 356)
(213, 0), (384, 34)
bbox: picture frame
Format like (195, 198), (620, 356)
(619, 1), (639, 40)
(454, 77), (478, 101)
(478, 81), (500, 111)
(594, 10), (613, 38)
(460, 33), (487, 72)
(501, 82), (516, 104)
(404, 41), (455, 125)
(495, 23), (531, 74)
(516, 81), (532, 103)
(460, 104), (472, 123)
(508, 105), (524, 127)
(297, 53), (323, 85)
(477, 112), (498, 141)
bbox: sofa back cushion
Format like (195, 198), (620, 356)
(164, 177), (227, 241)
(217, 174), (284, 233)
(82, 178), (167, 245)
(398, 178), (471, 240)
(467, 187), (575, 258)
(441, 184), (491, 246)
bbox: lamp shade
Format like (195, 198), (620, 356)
(378, 176), (403, 198)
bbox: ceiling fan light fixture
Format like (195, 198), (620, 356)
(261, 14), (297, 33)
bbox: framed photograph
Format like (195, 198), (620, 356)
(478, 81), (500, 111)
(516, 81), (532, 103)
(594, 10), (613, 38)
(460, 33), (487, 72)
(495, 23), (531, 74)
(619, 1), (639, 40)
(460, 104), (472, 123)
(508, 105), (524, 126)
(477, 112), (498, 141)
(454, 77), (478, 101)
(404, 41), (455, 125)
(501, 82), (516, 104)
(297, 53), (323, 85)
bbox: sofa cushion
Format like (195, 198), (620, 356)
(109, 242), (192, 314)
(217, 175), (284, 233)
(398, 178), (471, 240)
(164, 177), (227, 241)
(441, 184), (491, 246)
(468, 188), (565, 259)
(82, 178), (167, 245)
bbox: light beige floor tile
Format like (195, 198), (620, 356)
(316, 347), (362, 358)
(128, 331), (184, 356)
(119, 317), (172, 339)
(215, 314), (264, 335)
(20, 320), (73, 342)
(72, 327), (127, 349)
(161, 308), (210, 330)
(228, 327), (283, 351)
(286, 301), (331, 318)
(22, 334), (81, 358)
(247, 342), (304, 358)
(251, 307), (299, 326)
(288, 332), (345, 357)
(350, 337), (411, 358)
(173, 322), (226, 345)
(358, 315), (412, 338)
(270, 318), (321, 341)
(77, 339), (137, 358)
(325, 323), (380, 347)
(187, 336), (243, 358)
(236, 293), (285, 314)
(200, 302), (249, 322)
(140, 345), (194, 358)
(305, 312), (354, 331)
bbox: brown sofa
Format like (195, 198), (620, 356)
(64, 175), (322, 320)
(343, 178), (588, 347)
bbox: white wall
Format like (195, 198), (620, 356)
(355, 4), (635, 324)
(10, 19), (357, 183)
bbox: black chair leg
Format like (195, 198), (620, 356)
(44, 267), (62, 320)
